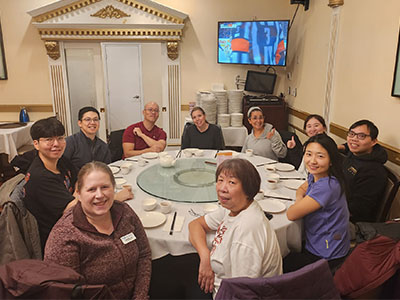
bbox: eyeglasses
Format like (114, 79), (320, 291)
(39, 136), (66, 145)
(145, 108), (159, 113)
(347, 130), (370, 140)
(82, 118), (100, 123)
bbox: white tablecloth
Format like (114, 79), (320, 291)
(0, 122), (34, 162)
(115, 150), (302, 260)
(221, 126), (248, 147)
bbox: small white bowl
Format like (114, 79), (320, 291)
(203, 203), (218, 214)
(254, 189), (265, 201)
(266, 173), (280, 182)
(115, 178), (127, 189)
(120, 162), (134, 175)
(142, 198), (157, 211)
(194, 149), (204, 157)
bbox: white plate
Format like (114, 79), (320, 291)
(110, 166), (120, 174)
(275, 163), (295, 172)
(142, 152), (159, 159)
(139, 212), (166, 228)
(284, 180), (305, 190)
(258, 199), (286, 214)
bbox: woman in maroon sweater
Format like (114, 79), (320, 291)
(44, 161), (151, 299)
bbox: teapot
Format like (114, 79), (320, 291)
(159, 154), (176, 168)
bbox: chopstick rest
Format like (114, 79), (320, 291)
(163, 214), (185, 233)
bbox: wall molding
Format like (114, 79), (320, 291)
(288, 106), (400, 166)
(0, 104), (53, 112)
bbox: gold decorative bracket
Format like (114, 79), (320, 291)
(44, 41), (60, 60)
(167, 41), (179, 60)
(328, 0), (344, 8)
(91, 5), (130, 19)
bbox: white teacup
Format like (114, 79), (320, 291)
(183, 149), (192, 158)
(266, 173), (280, 182)
(254, 189), (265, 201)
(245, 149), (254, 157)
(266, 179), (279, 190)
(160, 200), (172, 214)
(120, 162), (133, 175)
(138, 157), (146, 167)
(159, 152), (169, 158)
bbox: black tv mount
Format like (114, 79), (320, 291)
(290, 0), (309, 11)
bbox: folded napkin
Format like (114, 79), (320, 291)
(162, 214), (185, 232)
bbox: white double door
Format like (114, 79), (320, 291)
(64, 42), (148, 140)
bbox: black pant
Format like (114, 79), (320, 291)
(149, 253), (212, 300)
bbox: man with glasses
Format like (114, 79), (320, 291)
(64, 106), (111, 170)
(122, 102), (166, 158)
(342, 119), (388, 222)
(23, 117), (78, 250)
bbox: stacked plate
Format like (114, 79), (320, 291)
(227, 90), (243, 113)
(230, 113), (243, 127)
(201, 97), (217, 124)
(212, 89), (228, 115)
(217, 114), (230, 128)
(196, 91), (213, 107)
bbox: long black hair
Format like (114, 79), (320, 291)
(303, 133), (348, 198)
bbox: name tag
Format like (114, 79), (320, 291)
(120, 232), (136, 244)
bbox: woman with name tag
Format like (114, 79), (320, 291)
(44, 161), (151, 299)
(284, 134), (350, 273)
(241, 106), (287, 160)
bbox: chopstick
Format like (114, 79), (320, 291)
(176, 149), (182, 158)
(279, 177), (306, 180)
(256, 161), (278, 167)
(125, 158), (148, 163)
(205, 161), (217, 165)
(169, 212), (177, 235)
(265, 195), (293, 201)
(214, 150), (219, 158)
(109, 165), (120, 168)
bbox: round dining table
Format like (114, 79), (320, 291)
(111, 149), (303, 260)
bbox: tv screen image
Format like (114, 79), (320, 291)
(218, 20), (289, 66)
(245, 70), (277, 95)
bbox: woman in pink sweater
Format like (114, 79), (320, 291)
(44, 161), (151, 299)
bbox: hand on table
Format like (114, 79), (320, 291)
(115, 187), (134, 202)
(287, 136), (296, 149)
(198, 259), (215, 294)
(266, 128), (275, 140)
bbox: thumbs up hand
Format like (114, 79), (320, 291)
(287, 135), (296, 149)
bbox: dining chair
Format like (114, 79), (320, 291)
(215, 259), (340, 300)
(374, 165), (400, 222)
(108, 129), (125, 162)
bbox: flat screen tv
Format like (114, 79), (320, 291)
(244, 70), (277, 95)
(218, 20), (289, 66)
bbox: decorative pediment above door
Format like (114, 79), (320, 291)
(28, 0), (188, 42)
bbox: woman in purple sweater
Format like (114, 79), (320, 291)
(44, 161), (151, 299)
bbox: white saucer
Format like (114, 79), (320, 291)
(275, 163), (295, 172)
(284, 180), (305, 190)
(110, 166), (120, 174)
(142, 152), (159, 159)
(139, 212), (166, 228)
(258, 199), (286, 214)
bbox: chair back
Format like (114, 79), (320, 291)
(215, 259), (340, 300)
(388, 183), (400, 220)
(108, 129), (125, 162)
(375, 165), (400, 222)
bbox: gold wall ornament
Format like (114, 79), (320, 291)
(328, 0), (344, 8)
(91, 5), (130, 19)
(167, 41), (179, 60)
(44, 41), (60, 60)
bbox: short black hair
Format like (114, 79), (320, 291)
(78, 106), (100, 121)
(349, 119), (379, 140)
(30, 117), (65, 140)
(216, 158), (260, 201)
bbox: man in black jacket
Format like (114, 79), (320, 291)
(342, 120), (387, 223)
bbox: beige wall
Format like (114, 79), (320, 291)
(1, 0), (399, 152)
(0, 0), (55, 121)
